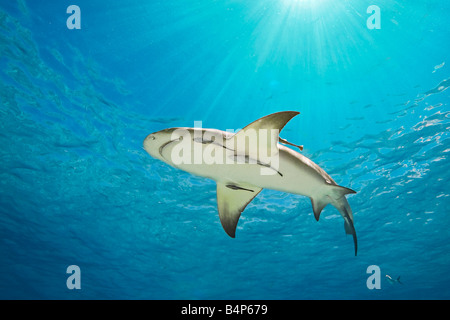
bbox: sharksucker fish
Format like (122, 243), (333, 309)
(143, 111), (358, 255)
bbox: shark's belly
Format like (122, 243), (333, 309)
(166, 145), (328, 198)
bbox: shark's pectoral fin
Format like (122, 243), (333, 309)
(216, 182), (262, 238)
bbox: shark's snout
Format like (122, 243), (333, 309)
(143, 128), (180, 160)
(143, 133), (158, 154)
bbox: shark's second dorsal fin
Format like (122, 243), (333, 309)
(216, 182), (262, 238)
(231, 111), (300, 157)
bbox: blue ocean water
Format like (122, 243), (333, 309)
(0, 0), (449, 299)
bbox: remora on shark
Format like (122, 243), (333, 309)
(143, 111), (358, 255)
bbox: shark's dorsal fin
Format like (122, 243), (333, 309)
(231, 111), (300, 157)
(216, 182), (262, 238)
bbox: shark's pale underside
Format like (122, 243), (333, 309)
(144, 111), (358, 255)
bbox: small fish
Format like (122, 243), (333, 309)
(386, 275), (403, 285)
(432, 62), (445, 73)
(424, 79), (450, 95)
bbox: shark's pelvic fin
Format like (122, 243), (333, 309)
(216, 182), (262, 238)
(232, 111), (300, 157)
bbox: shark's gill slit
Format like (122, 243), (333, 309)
(158, 138), (181, 158)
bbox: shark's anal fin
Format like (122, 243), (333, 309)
(217, 182), (262, 238)
(310, 197), (328, 221)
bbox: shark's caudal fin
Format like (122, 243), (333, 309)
(216, 182), (262, 238)
(310, 185), (356, 221)
(344, 213), (358, 256)
(310, 184), (358, 255)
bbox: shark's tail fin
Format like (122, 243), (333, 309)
(343, 209), (358, 256)
(397, 276), (403, 284)
(311, 185), (356, 220)
(310, 184), (357, 255)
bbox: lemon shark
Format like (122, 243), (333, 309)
(143, 111), (358, 255)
